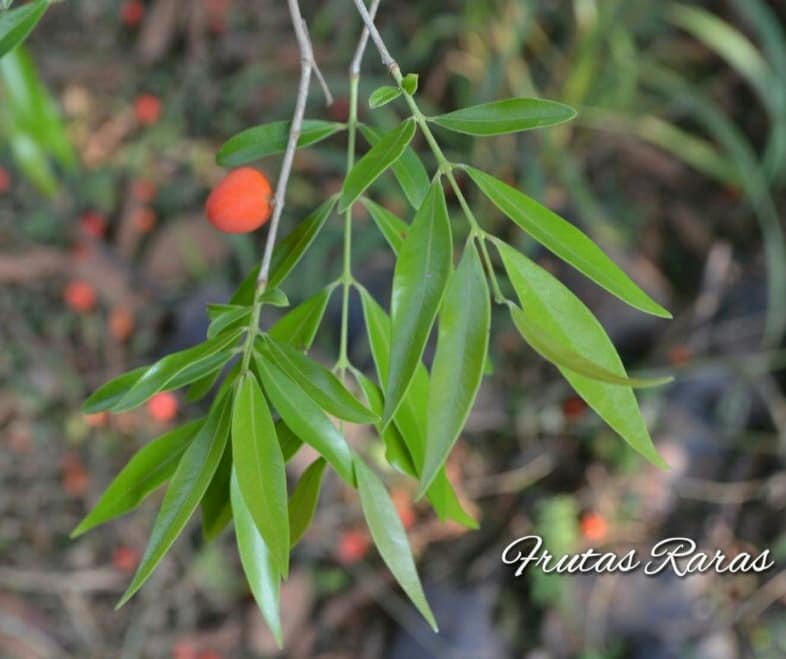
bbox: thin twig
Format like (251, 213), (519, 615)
(257, 1), (314, 287)
(349, 0), (396, 70)
(303, 19), (334, 105)
(350, 0), (382, 76)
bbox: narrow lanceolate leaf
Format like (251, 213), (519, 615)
(207, 305), (252, 339)
(384, 182), (452, 425)
(217, 119), (344, 167)
(495, 240), (668, 468)
(113, 329), (243, 412)
(201, 443), (233, 542)
(71, 420), (203, 538)
(339, 119), (416, 212)
(276, 419), (303, 463)
(82, 367), (147, 414)
(255, 356), (355, 486)
(0, 0), (48, 59)
(466, 166), (671, 318)
(117, 394), (233, 608)
(260, 336), (377, 424)
(288, 458), (327, 547)
(354, 457), (438, 632)
(269, 286), (334, 351)
(419, 244), (490, 497)
(360, 289), (478, 528)
(369, 85), (402, 109)
(231, 470), (283, 648)
(510, 306), (673, 388)
(430, 97), (576, 136)
(268, 196), (338, 289)
(232, 373), (290, 577)
(361, 198), (409, 255)
(360, 124), (429, 209)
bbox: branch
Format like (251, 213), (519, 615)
(349, 0), (396, 70)
(257, 2), (314, 287)
(350, 0), (382, 76)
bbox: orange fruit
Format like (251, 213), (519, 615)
(580, 512), (609, 542)
(109, 307), (135, 342)
(147, 392), (179, 422)
(337, 529), (370, 565)
(135, 94), (162, 125)
(132, 207), (157, 233)
(65, 280), (98, 313)
(205, 167), (273, 234)
(0, 167), (10, 194)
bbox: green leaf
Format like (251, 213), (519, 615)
(255, 356), (355, 486)
(268, 196), (338, 289)
(269, 286), (334, 351)
(230, 267), (260, 306)
(0, 0), (48, 60)
(354, 371), (417, 476)
(201, 443), (233, 542)
(260, 336), (378, 424)
(495, 240), (668, 468)
(207, 305), (252, 339)
(400, 73), (419, 96)
(359, 288), (478, 528)
(509, 305), (673, 388)
(113, 330), (243, 412)
(361, 198), (409, 255)
(71, 420), (203, 538)
(384, 181), (452, 425)
(276, 419), (303, 462)
(419, 244), (490, 497)
(230, 470), (283, 648)
(430, 97), (576, 136)
(232, 373), (290, 577)
(82, 367), (147, 414)
(259, 287), (289, 308)
(339, 119), (416, 212)
(217, 119), (345, 167)
(207, 303), (247, 320)
(186, 367), (223, 403)
(465, 166), (671, 318)
(117, 394), (233, 607)
(354, 456), (438, 631)
(288, 458), (327, 547)
(369, 85), (401, 109)
(360, 124), (429, 209)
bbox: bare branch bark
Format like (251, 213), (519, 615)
(350, 0), (382, 76)
(349, 0), (396, 70)
(257, 2), (314, 287)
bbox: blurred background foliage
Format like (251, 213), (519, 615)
(1, 0), (786, 657)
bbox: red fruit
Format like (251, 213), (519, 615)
(580, 513), (609, 542)
(84, 412), (109, 428)
(109, 307), (135, 342)
(205, 168), (273, 234)
(561, 395), (587, 420)
(112, 545), (140, 573)
(0, 167), (10, 194)
(132, 178), (157, 203)
(132, 207), (157, 233)
(337, 529), (370, 565)
(65, 280), (98, 313)
(135, 94), (162, 125)
(172, 641), (198, 659)
(147, 392), (179, 423)
(80, 211), (107, 239)
(62, 453), (90, 496)
(121, 0), (145, 27)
